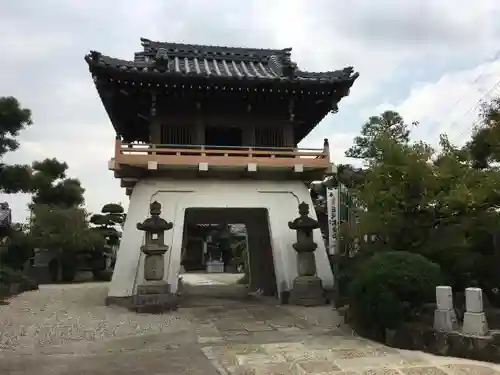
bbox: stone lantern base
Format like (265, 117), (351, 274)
(131, 283), (180, 313)
(289, 275), (326, 306)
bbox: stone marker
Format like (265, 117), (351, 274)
(433, 286), (458, 332)
(132, 201), (179, 313)
(288, 201), (326, 306)
(462, 287), (488, 336)
(465, 287), (484, 314)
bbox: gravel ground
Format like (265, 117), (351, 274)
(0, 283), (191, 354)
(1, 278), (500, 375)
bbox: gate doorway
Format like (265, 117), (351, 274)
(181, 208), (277, 304)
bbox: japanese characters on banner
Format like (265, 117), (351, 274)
(326, 187), (339, 255)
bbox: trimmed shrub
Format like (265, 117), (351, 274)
(0, 267), (38, 294)
(348, 251), (442, 335)
(0, 234), (33, 271)
(0, 267), (24, 284)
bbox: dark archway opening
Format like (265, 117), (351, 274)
(181, 208), (277, 305)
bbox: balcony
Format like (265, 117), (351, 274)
(109, 139), (331, 179)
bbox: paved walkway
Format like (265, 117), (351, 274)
(0, 275), (499, 375)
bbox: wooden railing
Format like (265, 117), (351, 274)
(113, 139), (330, 169)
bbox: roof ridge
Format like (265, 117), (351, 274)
(140, 37), (291, 56)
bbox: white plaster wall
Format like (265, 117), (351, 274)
(108, 178), (334, 299)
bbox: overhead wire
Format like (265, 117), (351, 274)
(453, 79), (500, 140)
(438, 51), (500, 138)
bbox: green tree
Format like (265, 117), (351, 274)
(30, 205), (103, 252)
(345, 110), (414, 161)
(30, 158), (85, 208)
(349, 118), (500, 294)
(89, 203), (125, 276)
(0, 96), (85, 205)
(0, 96), (32, 157)
(467, 98), (500, 168)
(335, 102), (500, 327)
(0, 96), (89, 284)
(90, 203), (125, 248)
(334, 164), (366, 189)
(353, 135), (437, 250)
(0, 96), (33, 193)
(30, 204), (104, 281)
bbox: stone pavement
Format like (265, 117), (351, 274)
(0, 275), (499, 375)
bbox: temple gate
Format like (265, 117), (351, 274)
(84, 38), (358, 309)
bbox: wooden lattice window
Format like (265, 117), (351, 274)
(161, 124), (192, 145)
(255, 127), (284, 147)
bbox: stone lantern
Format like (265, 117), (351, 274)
(133, 201), (178, 312)
(288, 201), (326, 306)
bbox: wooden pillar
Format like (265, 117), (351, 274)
(283, 122), (295, 147)
(242, 123), (255, 147)
(194, 115), (205, 145)
(246, 210), (277, 296)
(149, 118), (161, 144)
(246, 221), (260, 292)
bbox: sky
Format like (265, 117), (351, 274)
(1, 0), (500, 222)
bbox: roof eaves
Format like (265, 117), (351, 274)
(85, 52), (359, 86)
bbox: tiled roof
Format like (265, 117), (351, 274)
(85, 38), (359, 85)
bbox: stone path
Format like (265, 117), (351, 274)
(0, 276), (499, 375)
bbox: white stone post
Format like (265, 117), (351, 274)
(433, 286), (458, 332)
(462, 287), (488, 336)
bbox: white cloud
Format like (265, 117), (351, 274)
(0, 33), (73, 63)
(3, 0), (500, 222)
(391, 60), (500, 147)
